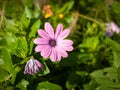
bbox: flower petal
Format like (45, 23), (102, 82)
(56, 46), (68, 58)
(62, 46), (73, 51)
(38, 29), (50, 39)
(34, 38), (49, 44)
(41, 46), (52, 58)
(56, 52), (61, 62)
(58, 40), (73, 46)
(55, 24), (63, 39)
(58, 29), (70, 40)
(50, 48), (57, 62)
(45, 22), (54, 39)
(35, 45), (49, 52)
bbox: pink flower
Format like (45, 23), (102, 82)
(105, 22), (120, 37)
(34, 22), (73, 62)
(24, 58), (43, 75)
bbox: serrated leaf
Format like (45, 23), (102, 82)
(29, 19), (41, 38)
(22, 14), (30, 29)
(16, 37), (28, 58)
(37, 81), (62, 90)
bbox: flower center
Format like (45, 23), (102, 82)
(49, 39), (56, 47)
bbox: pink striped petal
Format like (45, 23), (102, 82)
(58, 40), (73, 46)
(35, 45), (49, 52)
(58, 29), (70, 40)
(41, 46), (52, 58)
(45, 22), (55, 39)
(38, 29), (50, 39)
(56, 52), (61, 62)
(50, 48), (57, 62)
(34, 38), (49, 44)
(60, 46), (73, 51)
(56, 46), (68, 58)
(55, 24), (63, 39)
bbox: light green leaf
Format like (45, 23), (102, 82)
(16, 79), (29, 90)
(25, 6), (33, 19)
(37, 81), (62, 90)
(79, 36), (99, 51)
(60, 1), (74, 14)
(16, 37), (28, 58)
(29, 19), (41, 38)
(22, 13), (30, 29)
(1, 47), (13, 73)
(5, 19), (18, 33)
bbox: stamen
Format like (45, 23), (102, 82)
(49, 39), (56, 47)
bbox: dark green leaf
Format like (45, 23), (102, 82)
(37, 81), (62, 90)
(91, 67), (120, 88)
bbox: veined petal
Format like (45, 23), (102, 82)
(55, 24), (63, 39)
(56, 52), (61, 62)
(60, 46), (73, 51)
(34, 38), (49, 44)
(58, 29), (70, 40)
(58, 40), (73, 46)
(50, 48), (57, 62)
(41, 46), (52, 58)
(38, 29), (50, 39)
(45, 22), (55, 39)
(35, 45), (49, 52)
(56, 46), (68, 58)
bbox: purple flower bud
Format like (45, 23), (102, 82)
(24, 58), (43, 75)
(105, 22), (120, 37)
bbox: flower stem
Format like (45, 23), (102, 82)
(79, 13), (103, 26)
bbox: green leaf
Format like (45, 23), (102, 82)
(106, 38), (120, 52)
(1, 47), (13, 73)
(16, 79), (29, 90)
(117, 67), (120, 82)
(5, 19), (18, 33)
(96, 86), (120, 90)
(37, 81), (62, 90)
(28, 39), (34, 55)
(16, 37), (28, 58)
(38, 61), (50, 76)
(0, 68), (9, 83)
(60, 1), (74, 14)
(90, 67), (120, 88)
(29, 19), (41, 38)
(79, 36), (99, 51)
(113, 51), (120, 67)
(25, 6), (33, 19)
(106, 38), (120, 67)
(22, 14), (30, 29)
